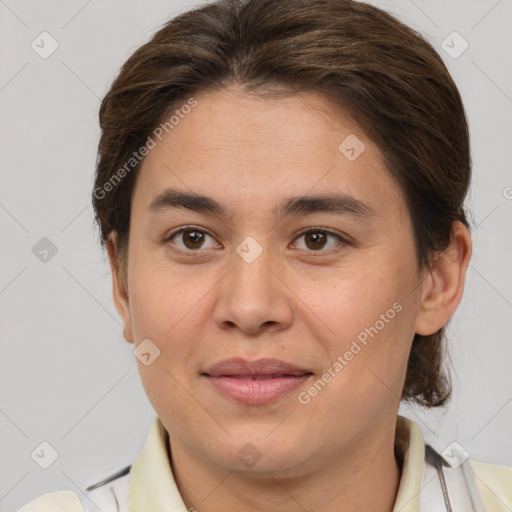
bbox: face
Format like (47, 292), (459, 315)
(110, 87), (439, 476)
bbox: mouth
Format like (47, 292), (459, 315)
(214, 373), (311, 380)
(202, 357), (314, 405)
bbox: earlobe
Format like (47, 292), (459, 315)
(414, 222), (472, 336)
(106, 232), (134, 344)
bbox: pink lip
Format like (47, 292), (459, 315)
(202, 357), (314, 405)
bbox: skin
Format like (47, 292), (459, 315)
(107, 86), (471, 512)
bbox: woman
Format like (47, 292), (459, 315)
(18, 0), (511, 510)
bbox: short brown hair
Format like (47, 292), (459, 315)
(93, 0), (471, 407)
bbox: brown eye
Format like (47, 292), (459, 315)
(304, 232), (328, 250)
(181, 229), (205, 249)
(293, 229), (345, 252)
(166, 228), (219, 251)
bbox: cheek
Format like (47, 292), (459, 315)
(126, 274), (203, 414)
(128, 252), (209, 340)
(301, 264), (406, 342)
(298, 263), (414, 398)
(128, 264), (206, 425)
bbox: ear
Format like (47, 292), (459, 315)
(106, 232), (134, 344)
(414, 221), (472, 336)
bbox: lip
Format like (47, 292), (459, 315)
(202, 357), (314, 405)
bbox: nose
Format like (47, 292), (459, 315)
(212, 239), (294, 336)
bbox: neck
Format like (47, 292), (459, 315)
(168, 420), (402, 512)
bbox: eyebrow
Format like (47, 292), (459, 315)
(147, 188), (376, 220)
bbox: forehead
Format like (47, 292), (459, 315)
(133, 87), (406, 220)
(161, 87), (363, 160)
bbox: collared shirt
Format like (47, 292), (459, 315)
(18, 415), (512, 511)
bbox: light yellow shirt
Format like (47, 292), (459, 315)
(18, 415), (512, 511)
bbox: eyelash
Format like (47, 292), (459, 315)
(163, 225), (348, 255)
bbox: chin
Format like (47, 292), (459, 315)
(209, 431), (312, 475)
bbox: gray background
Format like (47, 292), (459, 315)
(0, 0), (511, 510)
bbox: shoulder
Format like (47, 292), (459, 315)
(470, 459), (512, 511)
(16, 490), (85, 512)
(16, 467), (131, 512)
